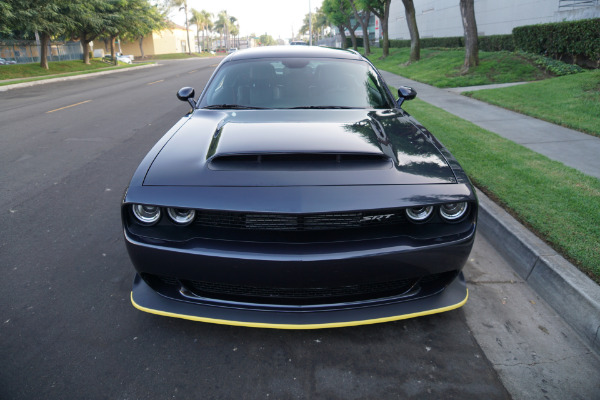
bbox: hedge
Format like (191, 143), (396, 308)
(513, 18), (599, 67)
(345, 37), (364, 48)
(387, 34), (515, 51)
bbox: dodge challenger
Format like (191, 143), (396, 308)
(122, 46), (478, 328)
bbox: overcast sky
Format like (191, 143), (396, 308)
(169, 0), (324, 41)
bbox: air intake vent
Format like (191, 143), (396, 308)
(209, 153), (392, 171)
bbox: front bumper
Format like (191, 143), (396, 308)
(131, 271), (468, 329)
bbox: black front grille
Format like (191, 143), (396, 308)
(181, 277), (419, 305)
(195, 209), (406, 231)
(141, 271), (459, 307)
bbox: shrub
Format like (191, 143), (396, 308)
(513, 19), (600, 67)
(345, 37), (364, 48)
(388, 35), (515, 51)
(479, 34), (515, 52)
(517, 50), (585, 76)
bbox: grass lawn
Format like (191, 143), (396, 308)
(0, 59), (126, 80)
(465, 70), (600, 137)
(0, 59), (143, 85)
(402, 97), (600, 283)
(366, 47), (549, 88)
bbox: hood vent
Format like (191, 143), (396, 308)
(208, 153), (393, 171)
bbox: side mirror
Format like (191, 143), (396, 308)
(177, 87), (196, 108)
(397, 86), (417, 107)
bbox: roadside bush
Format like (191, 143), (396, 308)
(517, 50), (584, 76)
(513, 19), (600, 68)
(388, 36), (463, 49)
(479, 34), (515, 52)
(345, 37), (364, 48)
(388, 35), (515, 52)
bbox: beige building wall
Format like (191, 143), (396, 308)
(118, 26), (190, 58)
(118, 36), (156, 58)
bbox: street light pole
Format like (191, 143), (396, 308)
(309, 0), (312, 46)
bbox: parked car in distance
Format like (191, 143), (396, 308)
(228, 48), (238, 53)
(290, 41), (308, 45)
(0, 58), (17, 65)
(123, 46), (478, 329)
(102, 53), (132, 64)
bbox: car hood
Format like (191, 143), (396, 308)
(143, 109), (456, 186)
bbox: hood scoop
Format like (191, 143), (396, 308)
(209, 152), (393, 171)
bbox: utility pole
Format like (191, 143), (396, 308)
(309, 0), (313, 45)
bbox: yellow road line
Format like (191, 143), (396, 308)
(147, 79), (164, 85)
(46, 100), (92, 114)
(188, 70), (197, 73)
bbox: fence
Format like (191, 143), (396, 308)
(0, 41), (83, 64)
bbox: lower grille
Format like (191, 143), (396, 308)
(142, 271), (458, 306)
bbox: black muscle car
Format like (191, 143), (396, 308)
(122, 46), (477, 328)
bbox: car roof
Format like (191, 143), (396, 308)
(224, 45), (364, 62)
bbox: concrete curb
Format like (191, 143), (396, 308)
(477, 188), (600, 354)
(0, 63), (159, 92)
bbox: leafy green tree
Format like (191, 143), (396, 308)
(356, 0), (391, 58)
(9, 0), (77, 69)
(321, 0), (349, 49)
(258, 34), (275, 46)
(121, 1), (166, 58)
(69, 0), (112, 64)
(349, 0), (370, 55)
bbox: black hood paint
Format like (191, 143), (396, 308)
(143, 109), (456, 187)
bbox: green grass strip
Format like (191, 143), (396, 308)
(0, 60), (149, 86)
(465, 70), (600, 137)
(367, 47), (549, 88)
(403, 98), (600, 282)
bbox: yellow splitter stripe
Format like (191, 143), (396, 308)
(46, 100), (92, 114)
(131, 290), (468, 330)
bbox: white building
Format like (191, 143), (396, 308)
(388, 0), (600, 39)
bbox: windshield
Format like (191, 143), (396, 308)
(198, 58), (394, 109)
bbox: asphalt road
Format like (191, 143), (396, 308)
(1, 59), (512, 399)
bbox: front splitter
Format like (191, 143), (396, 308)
(130, 272), (468, 329)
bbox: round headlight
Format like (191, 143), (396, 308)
(440, 202), (468, 221)
(405, 206), (434, 222)
(132, 204), (161, 225)
(167, 208), (196, 225)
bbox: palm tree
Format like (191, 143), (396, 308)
(215, 10), (229, 51)
(200, 10), (213, 51)
(189, 8), (202, 51)
(172, 0), (191, 54)
(229, 16), (237, 48)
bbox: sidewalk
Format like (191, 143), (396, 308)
(380, 71), (600, 354)
(380, 71), (600, 179)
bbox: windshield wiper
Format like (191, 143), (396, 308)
(202, 104), (268, 110)
(288, 105), (360, 109)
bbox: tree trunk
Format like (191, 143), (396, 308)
(81, 33), (91, 64)
(345, 17), (360, 51)
(40, 32), (50, 70)
(381, 16), (389, 58)
(460, 0), (479, 73)
(350, 0), (370, 55)
(138, 36), (145, 59)
(110, 36), (117, 65)
(402, 0), (420, 62)
(337, 24), (347, 49)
